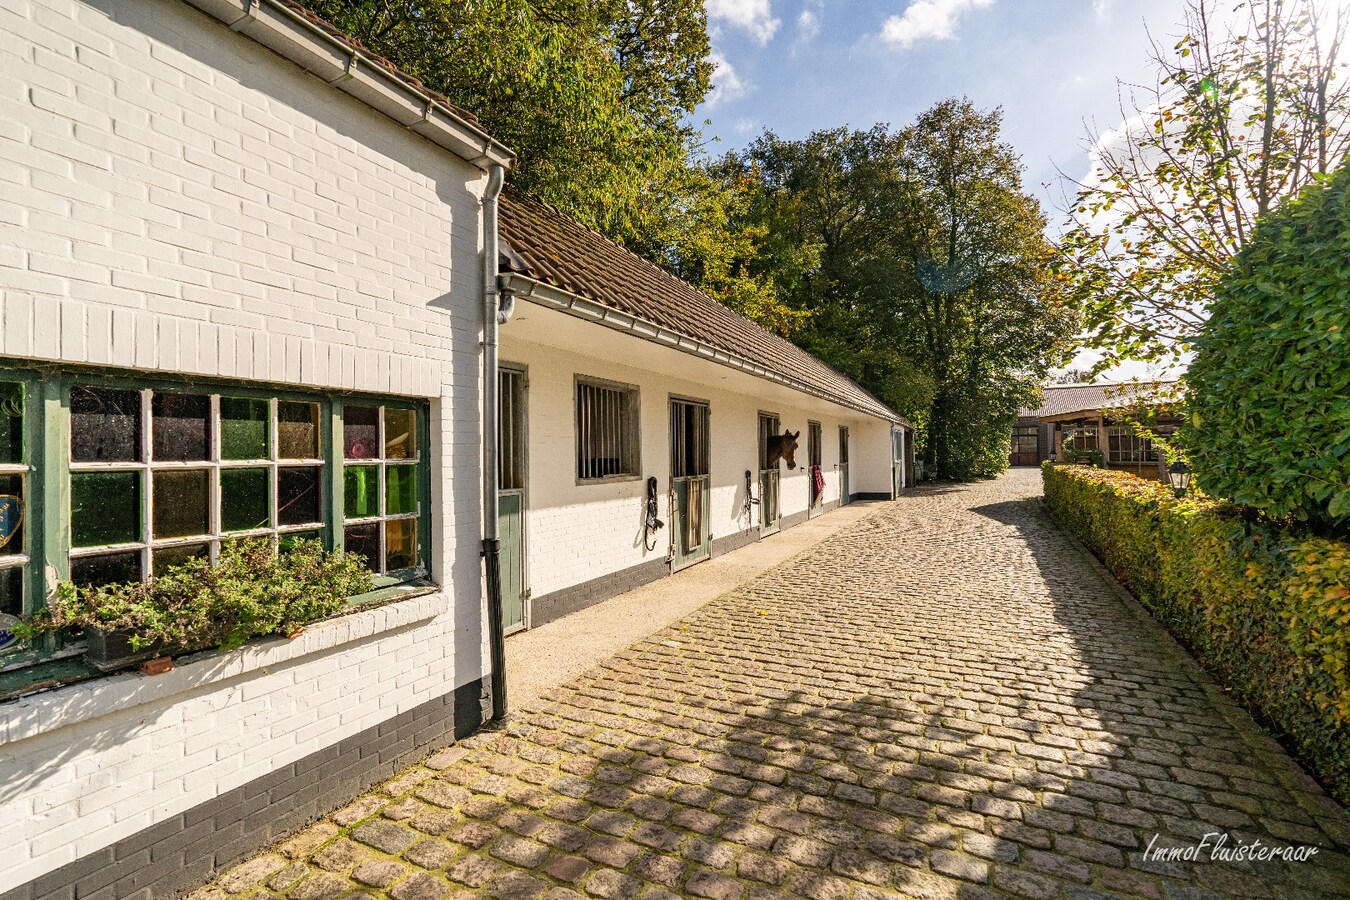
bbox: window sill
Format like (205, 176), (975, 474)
(576, 475), (642, 486)
(0, 584), (446, 744)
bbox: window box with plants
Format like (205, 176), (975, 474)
(14, 538), (374, 672)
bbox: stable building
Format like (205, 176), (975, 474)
(0, 0), (910, 897)
(494, 193), (910, 630)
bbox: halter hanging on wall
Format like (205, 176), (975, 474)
(643, 475), (665, 551)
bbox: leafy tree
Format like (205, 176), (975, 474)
(1053, 368), (1096, 384)
(895, 101), (1077, 479)
(731, 103), (1077, 479)
(1059, 0), (1349, 369)
(301, 0), (712, 248)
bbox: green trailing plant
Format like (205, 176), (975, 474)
(1180, 159), (1350, 532)
(1042, 462), (1350, 803)
(15, 539), (374, 652)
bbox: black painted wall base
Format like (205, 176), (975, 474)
(3, 678), (485, 900)
(530, 556), (672, 628)
(852, 491), (892, 501)
(710, 526), (758, 557)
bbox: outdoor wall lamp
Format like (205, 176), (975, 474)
(1168, 460), (1192, 497)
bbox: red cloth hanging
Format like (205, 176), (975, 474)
(811, 465), (825, 503)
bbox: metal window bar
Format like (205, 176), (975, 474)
(578, 382), (633, 479)
(839, 427), (849, 464)
(498, 370), (524, 491)
(758, 413), (778, 471)
(670, 401), (709, 479)
(808, 422), (822, 467)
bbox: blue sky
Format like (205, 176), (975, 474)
(698, 0), (1187, 230)
(697, 0), (1191, 379)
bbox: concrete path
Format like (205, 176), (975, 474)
(506, 500), (885, 708)
(197, 471), (1350, 899)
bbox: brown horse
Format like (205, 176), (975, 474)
(765, 429), (801, 469)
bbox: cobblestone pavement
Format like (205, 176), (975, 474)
(199, 470), (1350, 899)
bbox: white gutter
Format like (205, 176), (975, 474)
(184, 0), (515, 171)
(498, 272), (908, 426)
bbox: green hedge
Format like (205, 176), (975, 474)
(1042, 462), (1350, 803)
(1180, 159), (1350, 530)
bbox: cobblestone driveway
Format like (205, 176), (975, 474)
(201, 471), (1350, 899)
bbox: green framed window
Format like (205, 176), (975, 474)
(67, 386), (330, 581)
(0, 362), (433, 671)
(0, 378), (31, 623)
(341, 403), (424, 578)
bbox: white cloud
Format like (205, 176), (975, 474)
(705, 50), (750, 109)
(707, 0), (781, 46)
(880, 0), (994, 49)
(1092, 0), (1112, 21)
(796, 0), (823, 43)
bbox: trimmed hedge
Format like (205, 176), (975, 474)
(1042, 462), (1350, 803)
(1180, 159), (1350, 530)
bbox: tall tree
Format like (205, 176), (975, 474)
(893, 101), (1076, 478)
(1059, 0), (1349, 369)
(731, 104), (1076, 479)
(301, 0), (712, 249)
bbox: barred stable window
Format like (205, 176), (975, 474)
(0, 363), (431, 672)
(576, 378), (640, 481)
(807, 421), (822, 467)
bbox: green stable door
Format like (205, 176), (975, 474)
(670, 399), (711, 571)
(839, 426), (850, 506)
(758, 412), (781, 535)
(498, 368), (527, 632)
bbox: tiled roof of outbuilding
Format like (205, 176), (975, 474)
(1020, 381), (1178, 419)
(497, 191), (902, 423)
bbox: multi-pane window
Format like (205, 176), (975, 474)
(1011, 426), (1039, 455)
(576, 378), (639, 481)
(342, 405), (423, 575)
(0, 365), (431, 672)
(0, 379), (29, 619)
(67, 387), (326, 583)
(1107, 426), (1158, 463)
(1062, 425), (1099, 453)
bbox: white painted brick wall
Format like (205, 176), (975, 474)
(499, 332), (898, 600)
(0, 0), (490, 889)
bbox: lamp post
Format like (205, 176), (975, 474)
(1167, 460), (1192, 497)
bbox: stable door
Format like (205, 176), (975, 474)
(670, 399), (711, 571)
(839, 426), (850, 506)
(807, 421), (823, 517)
(758, 413), (781, 535)
(498, 367), (528, 632)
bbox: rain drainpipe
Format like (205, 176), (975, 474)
(481, 163), (513, 723)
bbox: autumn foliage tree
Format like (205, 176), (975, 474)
(1058, 0), (1349, 368)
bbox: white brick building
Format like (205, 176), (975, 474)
(0, 1), (910, 897)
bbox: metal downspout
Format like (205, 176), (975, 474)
(481, 164), (507, 723)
